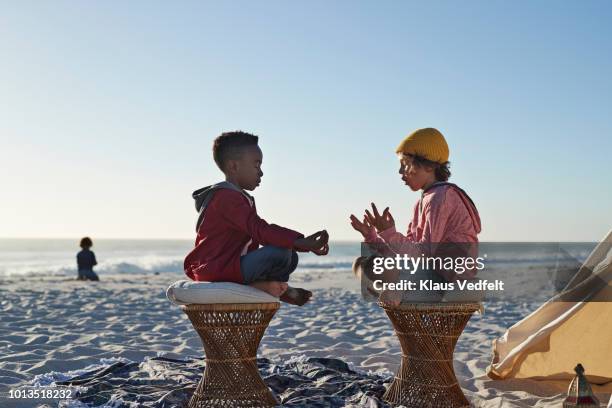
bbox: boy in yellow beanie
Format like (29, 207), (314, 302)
(350, 127), (482, 283)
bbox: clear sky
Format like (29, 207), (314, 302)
(1, 1), (611, 241)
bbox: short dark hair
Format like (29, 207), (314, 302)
(212, 131), (259, 171)
(408, 154), (451, 182)
(80, 237), (93, 248)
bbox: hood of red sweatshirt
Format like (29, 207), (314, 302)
(192, 181), (252, 231)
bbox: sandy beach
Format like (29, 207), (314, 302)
(2, 262), (607, 408)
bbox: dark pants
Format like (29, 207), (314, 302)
(240, 246), (298, 284)
(78, 269), (99, 281)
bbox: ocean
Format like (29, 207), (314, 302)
(0, 239), (360, 279)
(0, 238), (600, 303)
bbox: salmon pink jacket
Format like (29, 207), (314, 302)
(366, 182), (482, 280)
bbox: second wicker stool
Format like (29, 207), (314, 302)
(379, 301), (481, 408)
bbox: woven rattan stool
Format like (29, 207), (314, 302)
(379, 302), (480, 408)
(182, 303), (280, 408)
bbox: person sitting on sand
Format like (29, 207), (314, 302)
(350, 127), (481, 290)
(184, 131), (329, 306)
(77, 237), (99, 281)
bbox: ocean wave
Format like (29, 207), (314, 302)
(483, 253), (590, 265)
(0, 248), (593, 278)
(0, 257), (356, 278)
(0, 258), (184, 278)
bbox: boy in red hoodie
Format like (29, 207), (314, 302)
(184, 131), (329, 305)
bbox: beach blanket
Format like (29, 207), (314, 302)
(49, 356), (390, 407)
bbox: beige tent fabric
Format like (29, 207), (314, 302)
(488, 230), (612, 391)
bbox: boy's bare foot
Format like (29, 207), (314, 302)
(250, 281), (288, 298)
(280, 286), (312, 306)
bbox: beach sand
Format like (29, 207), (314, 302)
(0, 269), (609, 407)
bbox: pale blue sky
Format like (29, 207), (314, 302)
(1, 1), (610, 241)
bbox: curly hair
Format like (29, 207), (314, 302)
(406, 154), (451, 182)
(80, 237), (93, 248)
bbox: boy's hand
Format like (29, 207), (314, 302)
(312, 243), (329, 256)
(350, 214), (375, 238)
(294, 230), (329, 255)
(364, 203), (395, 232)
(307, 230), (329, 256)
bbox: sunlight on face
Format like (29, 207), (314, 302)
(235, 145), (264, 191)
(397, 154), (431, 191)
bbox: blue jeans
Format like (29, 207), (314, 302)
(240, 246), (298, 284)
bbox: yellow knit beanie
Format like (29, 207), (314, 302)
(396, 128), (449, 164)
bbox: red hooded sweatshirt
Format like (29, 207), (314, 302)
(184, 182), (304, 283)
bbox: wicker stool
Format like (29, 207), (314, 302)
(182, 303), (280, 408)
(379, 302), (480, 408)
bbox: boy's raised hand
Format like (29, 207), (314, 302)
(349, 214), (375, 238)
(364, 203), (395, 232)
(295, 230), (329, 256)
